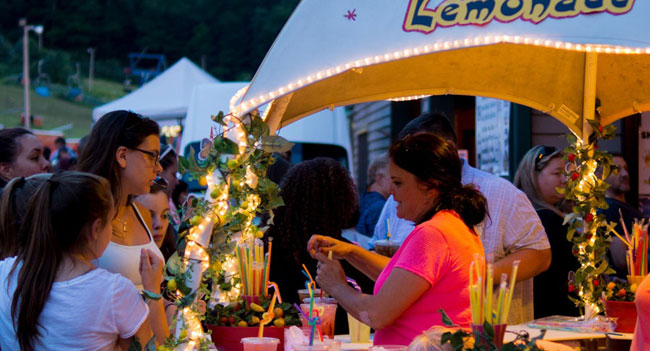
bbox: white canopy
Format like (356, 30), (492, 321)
(233, 0), (650, 133)
(182, 82), (352, 174)
(92, 57), (218, 122)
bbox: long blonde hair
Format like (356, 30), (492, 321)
(514, 145), (565, 217)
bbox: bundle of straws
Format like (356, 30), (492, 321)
(612, 213), (649, 277)
(296, 264), (323, 346)
(469, 255), (520, 326)
(235, 238), (272, 297)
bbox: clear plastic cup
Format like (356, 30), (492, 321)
(241, 337), (280, 351)
(298, 288), (328, 302)
(300, 300), (337, 339)
(324, 339), (341, 351)
(347, 313), (370, 343)
(293, 344), (330, 351)
(374, 240), (400, 257)
(369, 346), (408, 351)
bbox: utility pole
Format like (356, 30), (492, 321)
(87, 48), (96, 92)
(20, 19), (43, 130)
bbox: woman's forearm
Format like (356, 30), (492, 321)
(147, 299), (170, 344)
(344, 245), (391, 281)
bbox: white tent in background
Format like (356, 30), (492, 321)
(182, 82), (353, 175)
(181, 82), (249, 153)
(92, 57), (218, 124)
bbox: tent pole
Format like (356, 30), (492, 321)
(582, 52), (598, 141)
(264, 93), (293, 135)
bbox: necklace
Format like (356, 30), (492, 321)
(115, 207), (128, 233)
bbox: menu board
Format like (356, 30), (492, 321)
(476, 97), (510, 176)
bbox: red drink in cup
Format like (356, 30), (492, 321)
(300, 298), (338, 339)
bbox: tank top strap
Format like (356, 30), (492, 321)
(131, 203), (154, 242)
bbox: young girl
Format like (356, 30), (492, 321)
(0, 173), (51, 260)
(0, 172), (162, 351)
(136, 182), (177, 261)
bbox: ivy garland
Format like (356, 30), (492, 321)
(160, 110), (293, 350)
(561, 119), (617, 315)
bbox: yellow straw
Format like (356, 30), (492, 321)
(485, 263), (493, 324)
(502, 261), (520, 324)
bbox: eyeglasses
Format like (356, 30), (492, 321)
(130, 147), (160, 166)
(535, 145), (557, 165)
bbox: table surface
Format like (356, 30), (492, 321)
(505, 324), (633, 342)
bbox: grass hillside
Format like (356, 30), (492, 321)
(0, 79), (126, 138)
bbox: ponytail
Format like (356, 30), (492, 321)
(0, 177), (26, 259)
(10, 172), (112, 351)
(0, 174), (52, 260)
(436, 184), (489, 229)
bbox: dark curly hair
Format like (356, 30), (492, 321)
(268, 157), (359, 267)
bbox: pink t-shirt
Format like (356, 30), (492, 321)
(373, 211), (484, 346)
(632, 274), (650, 350)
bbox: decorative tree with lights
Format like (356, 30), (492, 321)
(159, 110), (292, 351)
(562, 118), (617, 318)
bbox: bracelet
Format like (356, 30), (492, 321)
(141, 289), (163, 301)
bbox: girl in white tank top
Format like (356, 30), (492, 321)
(94, 203), (164, 290)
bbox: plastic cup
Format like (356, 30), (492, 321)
(368, 346), (407, 351)
(324, 339), (341, 351)
(374, 240), (400, 257)
(347, 313), (370, 343)
(298, 288), (328, 302)
(300, 300), (337, 339)
(293, 344), (330, 351)
(241, 337), (280, 351)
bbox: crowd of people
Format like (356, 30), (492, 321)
(0, 109), (647, 350)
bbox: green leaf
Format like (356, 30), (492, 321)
(439, 308), (455, 327)
(211, 111), (227, 126)
(213, 136), (240, 155)
(260, 135), (295, 153)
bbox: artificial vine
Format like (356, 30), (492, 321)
(561, 118), (617, 315)
(161, 110), (293, 350)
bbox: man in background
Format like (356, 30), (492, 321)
(369, 113), (551, 324)
(356, 154), (390, 237)
(604, 155), (645, 276)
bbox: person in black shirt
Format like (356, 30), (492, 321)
(604, 155), (645, 277)
(514, 145), (580, 318)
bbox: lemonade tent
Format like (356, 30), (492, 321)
(232, 0), (650, 138)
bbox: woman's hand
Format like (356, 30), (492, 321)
(307, 234), (354, 260)
(313, 251), (347, 295)
(140, 249), (164, 294)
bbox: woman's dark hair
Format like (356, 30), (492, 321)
(77, 110), (159, 208)
(10, 171), (112, 351)
(267, 157), (359, 266)
(0, 174), (52, 259)
(172, 180), (188, 209)
(0, 128), (34, 165)
(389, 132), (488, 228)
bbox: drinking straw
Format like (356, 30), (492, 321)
(328, 250), (333, 260)
(485, 263), (494, 324)
(502, 260), (520, 324)
(386, 218), (391, 239)
(265, 238), (273, 296)
(258, 282), (282, 338)
(496, 274), (507, 324)
(346, 277), (362, 293)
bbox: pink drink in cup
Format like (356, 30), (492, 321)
(300, 298), (337, 339)
(241, 337), (280, 351)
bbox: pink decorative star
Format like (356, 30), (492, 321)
(344, 9), (357, 21)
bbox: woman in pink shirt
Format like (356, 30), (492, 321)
(309, 132), (486, 346)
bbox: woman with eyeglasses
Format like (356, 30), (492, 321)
(514, 145), (578, 318)
(78, 110), (169, 343)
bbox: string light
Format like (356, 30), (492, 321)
(232, 36), (650, 116)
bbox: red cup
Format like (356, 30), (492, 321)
(604, 299), (637, 333)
